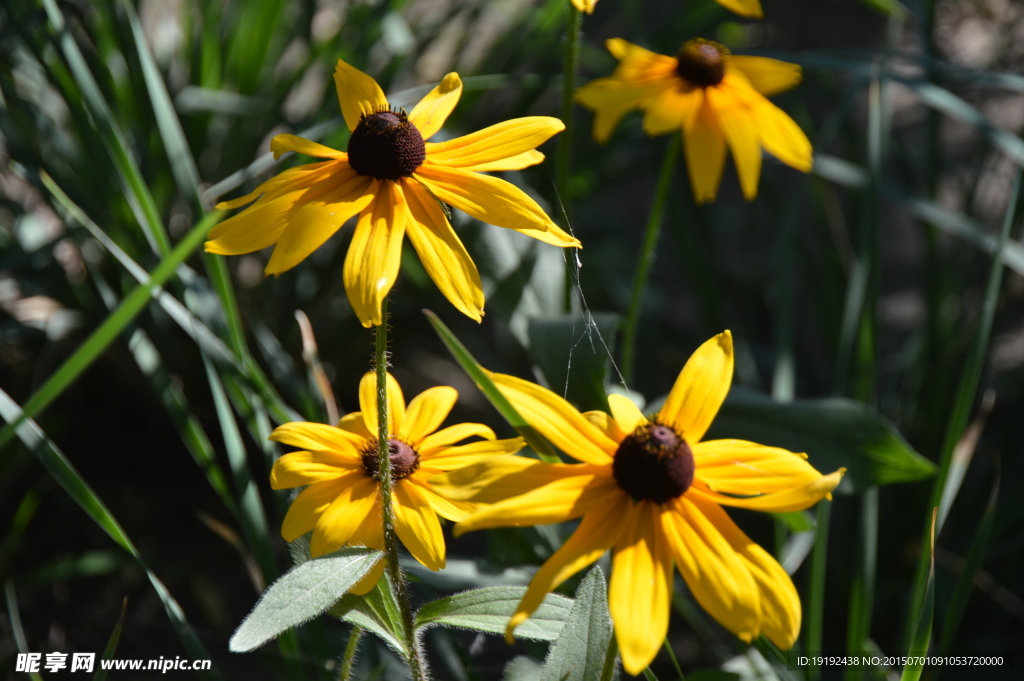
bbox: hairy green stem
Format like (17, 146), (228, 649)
(339, 626), (362, 681)
(621, 135), (679, 384)
(373, 301), (428, 680)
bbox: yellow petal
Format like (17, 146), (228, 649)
(405, 476), (480, 522)
(418, 423), (496, 453)
(754, 99), (813, 172)
(408, 72), (463, 141)
(270, 422), (364, 456)
(582, 410), (626, 442)
(505, 493), (631, 642)
(488, 371), (617, 464)
(571, 0), (597, 13)
(309, 477), (378, 556)
(423, 117), (564, 169)
(213, 161), (336, 212)
(727, 57), (801, 97)
(642, 84), (702, 136)
(691, 468), (846, 513)
(270, 134), (345, 160)
(690, 495), (800, 648)
(575, 78), (666, 143)
(611, 502), (674, 676)
(715, 0), (764, 18)
(403, 180), (484, 322)
(693, 439), (821, 495)
(350, 561), (386, 595)
(358, 370), (406, 439)
(400, 385), (457, 444)
(657, 331), (733, 444)
(455, 473), (620, 535)
(452, 150), (545, 173)
(281, 477), (355, 542)
(338, 411), (373, 440)
(430, 457), (593, 503)
(413, 165), (580, 248)
(343, 180), (407, 327)
(421, 437), (525, 471)
(662, 495), (760, 641)
(394, 483), (446, 570)
(270, 450), (361, 489)
(683, 99), (727, 205)
(608, 393), (647, 435)
(706, 84), (761, 200)
(346, 503), (386, 595)
(334, 59), (388, 133)
(265, 168), (375, 275)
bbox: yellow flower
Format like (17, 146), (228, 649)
(269, 371), (525, 593)
(575, 39), (812, 204)
(207, 59), (580, 327)
(572, 0), (763, 17)
(432, 331), (844, 675)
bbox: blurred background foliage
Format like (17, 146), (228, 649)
(1, 0), (1023, 678)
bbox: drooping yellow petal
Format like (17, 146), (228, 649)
(754, 99), (813, 173)
(575, 78), (668, 143)
(280, 477), (357, 542)
(610, 502), (674, 676)
(642, 84), (703, 137)
(404, 477), (479, 522)
(269, 422), (364, 457)
(394, 483), (446, 570)
(728, 57), (801, 97)
(505, 494), (632, 642)
(608, 393), (647, 435)
(358, 370), (406, 439)
(693, 440), (822, 495)
(662, 495), (761, 641)
(429, 456), (592, 502)
(423, 117), (564, 169)
(265, 168), (375, 275)
(691, 468), (845, 513)
(684, 99), (727, 205)
(658, 331), (733, 444)
(213, 161), (336, 211)
(420, 437), (525, 471)
(401, 385), (457, 444)
(270, 134), (346, 160)
(706, 83), (762, 200)
(691, 495), (800, 649)
(408, 73), (463, 141)
(417, 423), (496, 453)
(403, 180), (484, 322)
(270, 451), (361, 489)
(488, 371), (617, 463)
(334, 59), (389, 133)
(455, 473), (621, 535)
(350, 561), (387, 596)
(310, 477), (379, 557)
(343, 180), (408, 327)
(413, 165), (580, 248)
(337, 412), (373, 440)
(715, 0), (764, 18)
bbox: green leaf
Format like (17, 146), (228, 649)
(415, 587), (573, 642)
(540, 566), (617, 681)
(504, 656), (543, 681)
(527, 314), (621, 412)
(330, 574), (409, 656)
(94, 599), (127, 681)
(424, 310), (560, 462)
(229, 547), (384, 652)
(705, 388), (935, 493)
(901, 511), (936, 681)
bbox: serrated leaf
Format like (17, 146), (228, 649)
(705, 388), (935, 493)
(415, 587), (573, 642)
(540, 566), (617, 681)
(527, 314), (621, 412)
(230, 548), (383, 652)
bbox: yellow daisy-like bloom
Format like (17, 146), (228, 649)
(269, 371), (525, 593)
(432, 331), (844, 675)
(575, 39), (812, 204)
(572, 0), (763, 18)
(206, 59), (580, 328)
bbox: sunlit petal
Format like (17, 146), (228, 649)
(333, 59), (389, 133)
(394, 483), (446, 570)
(405, 477), (479, 522)
(423, 117), (563, 168)
(270, 422), (364, 457)
(431, 457), (599, 503)
(343, 180), (407, 327)
(683, 98), (727, 205)
(608, 393), (648, 435)
(706, 84), (761, 200)
(727, 56), (800, 96)
(418, 423), (496, 452)
(657, 331), (733, 443)
(754, 99), (813, 172)
(270, 134), (345, 160)
(693, 439), (822, 494)
(408, 73), (462, 141)
(281, 477), (358, 542)
(715, 0), (764, 18)
(421, 437), (525, 470)
(270, 450), (361, 489)
(642, 84), (702, 136)
(310, 478), (379, 556)
(401, 386), (457, 444)
(691, 468), (845, 513)
(337, 412), (373, 440)
(357, 371), (406, 439)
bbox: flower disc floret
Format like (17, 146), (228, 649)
(347, 110), (426, 180)
(613, 423), (695, 503)
(361, 438), (421, 480)
(675, 39), (729, 87)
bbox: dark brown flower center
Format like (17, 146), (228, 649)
(675, 39), (730, 87)
(361, 438), (421, 481)
(347, 109), (425, 180)
(612, 422), (694, 504)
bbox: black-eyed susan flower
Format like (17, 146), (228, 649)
(575, 39), (811, 204)
(431, 331), (844, 675)
(571, 0), (763, 18)
(270, 371), (524, 593)
(207, 59), (579, 328)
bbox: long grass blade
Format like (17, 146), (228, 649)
(901, 509), (937, 681)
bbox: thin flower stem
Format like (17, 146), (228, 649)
(373, 300), (428, 681)
(339, 626), (362, 681)
(806, 499), (831, 681)
(621, 135), (679, 384)
(559, 3), (582, 312)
